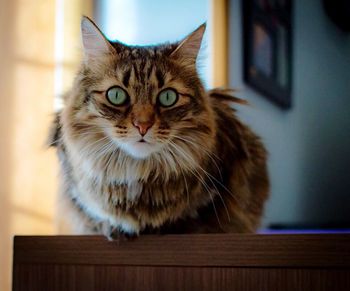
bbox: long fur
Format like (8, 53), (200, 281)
(49, 18), (269, 238)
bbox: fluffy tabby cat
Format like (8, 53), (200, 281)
(49, 16), (269, 239)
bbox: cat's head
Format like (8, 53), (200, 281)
(63, 16), (215, 166)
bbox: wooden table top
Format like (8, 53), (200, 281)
(13, 234), (350, 268)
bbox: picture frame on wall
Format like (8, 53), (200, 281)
(242, 0), (293, 109)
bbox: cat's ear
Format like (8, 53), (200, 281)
(170, 23), (206, 63)
(81, 16), (115, 59)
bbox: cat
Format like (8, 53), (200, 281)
(49, 16), (269, 239)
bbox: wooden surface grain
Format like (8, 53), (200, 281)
(13, 234), (350, 267)
(12, 234), (350, 291)
(13, 264), (350, 291)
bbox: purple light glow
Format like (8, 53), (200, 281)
(258, 229), (350, 235)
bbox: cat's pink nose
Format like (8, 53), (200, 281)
(133, 120), (153, 136)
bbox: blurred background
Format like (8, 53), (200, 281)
(0, 0), (349, 290)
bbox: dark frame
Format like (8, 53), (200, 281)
(243, 0), (293, 109)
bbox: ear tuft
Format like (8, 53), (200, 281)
(170, 23), (206, 63)
(81, 16), (115, 59)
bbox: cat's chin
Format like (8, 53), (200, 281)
(120, 141), (160, 160)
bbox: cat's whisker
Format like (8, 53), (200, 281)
(166, 146), (190, 205)
(68, 129), (105, 136)
(168, 141), (232, 222)
(68, 129), (106, 140)
(181, 165), (222, 227)
(168, 133), (222, 165)
(187, 166), (223, 227)
(80, 136), (111, 151)
(169, 138), (244, 208)
(172, 134), (222, 163)
(91, 140), (115, 160)
(105, 147), (118, 173)
(168, 134), (224, 182)
(168, 141), (224, 227)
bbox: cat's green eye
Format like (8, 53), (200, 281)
(106, 86), (129, 106)
(158, 89), (178, 107)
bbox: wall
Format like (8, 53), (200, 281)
(0, 1), (57, 290)
(229, 0), (350, 227)
(0, 1), (93, 290)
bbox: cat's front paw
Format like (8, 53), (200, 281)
(101, 221), (138, 242)
(109, 228), (138, 241)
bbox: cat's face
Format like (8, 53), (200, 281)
(85, 47), (209, 159)
(65, 17), (215, 163)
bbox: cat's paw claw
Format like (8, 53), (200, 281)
(106, 227), (138, 242)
